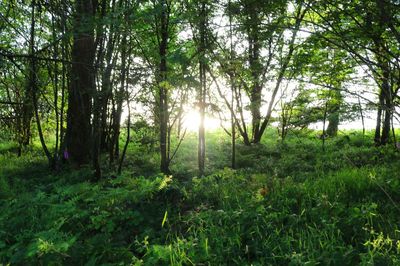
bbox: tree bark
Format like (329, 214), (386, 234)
(58, 0), (68, 161)
(373, 0), (393, 146)
(111, 33), (127, 165)
(326, 89), (342, 137)
(374, 90), (384, 145)
(66, 0), (96, 165)
(380, 82), (391, 144)
(158, 0), (170, 174)
(229, 0), (236, 169)
(50, 11), (60, 167)
(358, 97), (365, 136)
(379, 52), (392, 145)
(118, 93), (131, 175)
(247, 5), (262, 142)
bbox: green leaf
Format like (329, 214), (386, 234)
(161, 210), (168, 228)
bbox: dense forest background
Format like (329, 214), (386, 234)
(0, 0), (400, 264)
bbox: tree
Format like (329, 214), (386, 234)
(157, 0), (170, 174)
(308, 0), (400, 145)
(66, 0), (96, 165)
(209, 0), (307, 145)
(186, 0), (211, 175)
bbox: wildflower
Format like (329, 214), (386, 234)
(63, 149), (69, 160)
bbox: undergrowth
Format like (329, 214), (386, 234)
(0, 129), (399, 265)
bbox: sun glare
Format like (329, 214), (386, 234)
(182, 109), (221, 132)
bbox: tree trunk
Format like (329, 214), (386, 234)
(98, 50), (115, 154)
(59, 0), (68, 161)
(380, 86), (391, 145)
(100, 14), (117, 152)
(379, 58), (392, 145)
(374, 0), (392, 146)
(247, 7), (262, 142)
(111, 33), (127, 164)
(29, 0), (52, 166)
(93, 1), (118, 177)
(250, 86), (262, 142)
(231, 96), (236, 169)
(21, 91), (33, 148)
(358, 97), (365, 136)
(326, 87), (341, 137)
(326, 111), (339, 137)
(322, 100), (328, 151)
(66, 0), (95, 165)
(21, 9), (35, 149)
(159, 0), (170, 174)
(229, 0), (236, 169)
(198, 1), (206, 176)
(118, 93), (131, 175)
(51, 11), (60, 167)
(374, 90), (384, 145)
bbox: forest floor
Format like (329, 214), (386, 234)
(0, 129), (399, 265)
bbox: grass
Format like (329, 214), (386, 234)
(0, 128), (399, 265)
